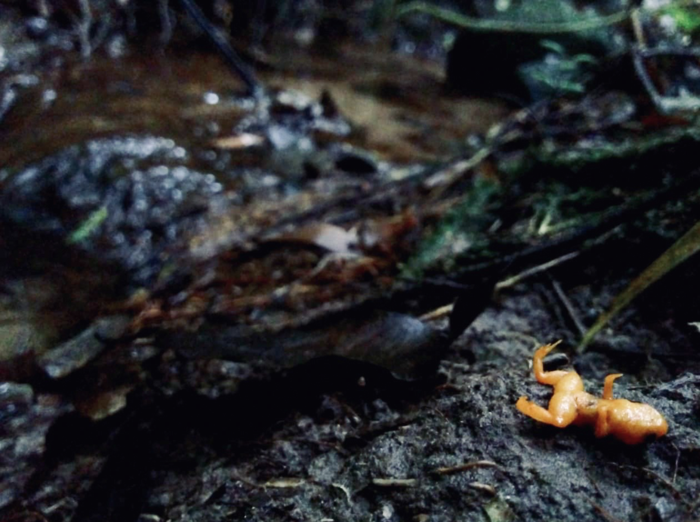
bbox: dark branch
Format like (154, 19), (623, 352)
(177, 0), (263, 97)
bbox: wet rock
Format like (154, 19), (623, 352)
(37, 326), (107, 380)
(0, 135), (235, 290)
(239, 89), (350, 145)
(0, 279), (71, 374)
(23, 17), (49, 40)
(37, 315), (130, 379)
(93, 315), (132, 342)
(0, 73), (39, 124)
(0, 382), (72, 509)
(0, 310), (54, 366)
(75, 385), (133, 420)
(334, 147), (378, 175)
(227, 89), (351, 181)
(0, 13), (40, 73)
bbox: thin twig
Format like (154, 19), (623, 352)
(614, 464), (692, 508)
(419, 303), (454, 322)
(176, 0), (262, 97)
(432, 460), (503, 476)
(36, 0), (51, 17)
(356, 416), (420, 440)
(422, 146), (492, 196)
(331, 482), (352, 503)
(672, 443), (681, 486)
(495, 251), (579, 290)
(262, 478), (306, 488)
(631, 14), (700, 114)
(630, 8), (645, 48)
(639, 46), (700, 59)
(690, 492), (700, 516)
(549, 275), (587, 337)
(586, 471), (604, 498)
(588, 500), (625, 522)
(76, 0), (93, 58)
(159, 0), (173, 45)
(468, 482), (496, 495)
(418, 251), (580, 322)
(372, 478), (417, 487)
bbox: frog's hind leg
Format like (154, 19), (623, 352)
(533, 341), (569, 386)
(516, 395), (578, 428)
(516, 397), (554, 424)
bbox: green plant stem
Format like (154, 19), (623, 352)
(579, 219), (700, 351)
(396, 1), (632, 34)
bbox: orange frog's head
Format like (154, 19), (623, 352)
(599, 400), (668, 445)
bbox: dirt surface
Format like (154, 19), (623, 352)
(14, 277), (697, 522)
(182, 303), (695, 522)
(32, 288), (696, 522)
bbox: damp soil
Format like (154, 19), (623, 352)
(22, 278), (700, 522)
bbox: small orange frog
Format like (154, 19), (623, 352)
(516, 341), (668, 445)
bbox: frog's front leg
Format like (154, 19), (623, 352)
(602, 373), (623, 400)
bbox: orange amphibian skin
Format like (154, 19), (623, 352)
(516, 341), (668, 445)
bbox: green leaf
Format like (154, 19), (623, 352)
(540, 39), (566, 55)
(68, 206), (108, 244)
(579, 219), (700, 351)
(662, 5), (700, 34)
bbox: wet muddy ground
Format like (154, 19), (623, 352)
(17, 276), (699, 522)
(1, 5), (700, 522)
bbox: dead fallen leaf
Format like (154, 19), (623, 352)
(269, 224), (359, 253)
(211, 133), (265, 149)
